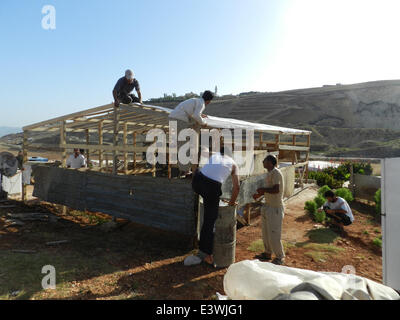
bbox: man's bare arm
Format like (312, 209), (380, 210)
(137, 89), (142, 104)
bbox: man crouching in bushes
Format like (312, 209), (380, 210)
(320, 190), (354, 232)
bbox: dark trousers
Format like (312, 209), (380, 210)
(192, 170), (222, 255)
(325, 210), (352, 226)
(118, 93), (140, 104)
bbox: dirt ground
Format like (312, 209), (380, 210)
(0, 186), (382, 300)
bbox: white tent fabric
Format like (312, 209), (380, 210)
(224, 260), (400, 300)
(137, 103), (311, 135)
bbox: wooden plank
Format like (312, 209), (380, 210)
(21, 131), (28, 202)
(60, 121), (67, 167)
(98, 120), (103, 168)
(133, 132), (137, 170)
(85, 129), (90, 164)
(279, 145), (310, 151)
(23, 103), (113, 130)
(292, 135), (296, 165)
(123, 122), (128, 174)
(112, 105), (119, 175)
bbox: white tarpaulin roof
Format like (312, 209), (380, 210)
(131, 103), (311, 135)
(24, 102), (311, 136)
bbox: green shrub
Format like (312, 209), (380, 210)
(372, 237), (382, 248)
(304, 200), (317, 215)
(310, 171), (343, 189)
(314, 210), (326, 223)
(335, 188), (354, 203)
(314, 195), (326, 208)
(374, 189), (381, 216)
(318, 185), (331, 197)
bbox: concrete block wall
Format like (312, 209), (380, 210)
(33, 166), (196, 236)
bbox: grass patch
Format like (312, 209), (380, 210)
(247, 239), (295, 254)
(0, 250), (118, 300)
(247, 239), (264, 253)
(298, 243), (344, 263)
(306, 228), (339, 244)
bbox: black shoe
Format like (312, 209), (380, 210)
(272, 258), (285, 265)
(255, 252), (272, 261)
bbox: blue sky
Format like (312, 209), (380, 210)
(1, 0), (400, 127)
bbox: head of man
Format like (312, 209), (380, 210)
(73, 148), (80, 157)
(263, 155), (277, 171)
(324, 190), (337, 203)
(125, 69), (134, 84)
(202, 90), (214, 105)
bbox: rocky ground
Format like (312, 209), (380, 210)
(0, 186), (382, 300)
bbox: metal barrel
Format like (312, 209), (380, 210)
(198, 198), (237, 268)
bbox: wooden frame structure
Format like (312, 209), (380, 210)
(21, 102), (312, 201)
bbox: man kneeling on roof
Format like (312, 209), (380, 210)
(113, 69), (142, 107)
(320, 190), (354, 232)
(184, 146), (240, 267)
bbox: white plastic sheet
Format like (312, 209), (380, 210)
(1, 172), (22, 195)
(224, 260), (400, 300)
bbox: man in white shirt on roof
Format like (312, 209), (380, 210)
(66, 149), (86, 169)
(185, 147), (240, 267)
(169, 90), (214, 174)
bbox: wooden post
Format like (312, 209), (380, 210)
(350, 162), (355, 195)
(152, 135), (156, 178)
(133, 131), (137, 171)
(21, 130), (28, 202)
(85, 129), (90, 165)
(292, 135), (296, 165)
(112, 106), (120, 175)
(275, 134), (280, 166)
(60, 121), (67, 167)
(60, 121), (67, 214)
(305, 134), (311, 183)
(123, 122), (128, 174)
(98, 120), (103, 169)
(259, 132), (263, 149)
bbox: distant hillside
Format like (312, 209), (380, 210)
(3, 80), (400, 158)
(0, 127), (20, 138)
(156, 80), (400, 157)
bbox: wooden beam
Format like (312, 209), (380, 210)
(133, 131), (137, 170)
(113, 106), (120, 175)
(60, 121), (67, 167)
(23, 103), (113, 131)
(292, 135), (296, 165)
(98, 120), (103, 168)
(85, 129), (90, 164)
(279, 145), (310, 152)
(123, 122), (128, 174)
(21, 131), (28, 202)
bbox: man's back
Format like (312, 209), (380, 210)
(200, 153), (236, 184)
(169, 98), (206, 125)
